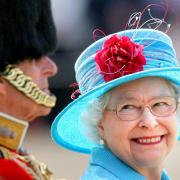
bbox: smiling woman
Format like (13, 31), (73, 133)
(51, 27), (180, 179)
(98, 78), (178, 175)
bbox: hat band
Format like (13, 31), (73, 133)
(1, 65), (56, 107)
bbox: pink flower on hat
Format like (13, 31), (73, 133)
(95, 34), (146, 82)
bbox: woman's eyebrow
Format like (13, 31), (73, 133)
(113, 93), (174, 102)
(114, 95), (140, 102)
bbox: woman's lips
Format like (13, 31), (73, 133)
(132, 135), (164, 145)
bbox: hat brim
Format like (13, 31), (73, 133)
(51, 67), (180, 154)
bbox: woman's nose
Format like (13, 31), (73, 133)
(38, 56), (58, 77)
(138, 107), (158, 129)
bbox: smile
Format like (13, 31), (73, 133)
(133, 135), (164, 145)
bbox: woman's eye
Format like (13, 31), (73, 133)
(119, 105), (137, 112)
(154, 102), (168, 107)
(122, 105), (135, 109)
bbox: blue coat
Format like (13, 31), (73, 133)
(81, 147), (170, 180)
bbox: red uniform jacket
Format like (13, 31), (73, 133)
(0, 159), (33, 180)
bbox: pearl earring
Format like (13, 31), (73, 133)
(99, 139), (104, 146)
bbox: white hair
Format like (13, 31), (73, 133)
(81, 81), (180, 144)
(81, 93), (110, 144)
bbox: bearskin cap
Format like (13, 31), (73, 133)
(0, 0), (57, 72)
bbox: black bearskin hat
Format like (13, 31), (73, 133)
(0, 0), (57, 72)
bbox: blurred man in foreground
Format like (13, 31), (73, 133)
(0, 0), (58, 179)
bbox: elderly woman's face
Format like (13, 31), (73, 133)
(98, 77), (179, 172)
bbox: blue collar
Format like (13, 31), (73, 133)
(90, 147), (170, 180)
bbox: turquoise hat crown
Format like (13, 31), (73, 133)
(75, 29), (178, 95)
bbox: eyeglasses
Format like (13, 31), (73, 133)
(106, 96), (178, 121)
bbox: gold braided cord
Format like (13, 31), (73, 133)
(1, 65), (56, 108)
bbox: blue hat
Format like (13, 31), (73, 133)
(51, 29), (180, 154)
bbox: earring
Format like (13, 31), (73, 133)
(99, 139), (104, 146)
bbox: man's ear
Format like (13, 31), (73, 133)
(0, 77), (7, 95)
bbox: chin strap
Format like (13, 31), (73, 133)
(1, 65), (56, 108)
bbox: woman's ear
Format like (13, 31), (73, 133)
(0, 77), (7, 95)
(98, 121), (105, 138)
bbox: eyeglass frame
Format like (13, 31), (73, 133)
(105, 96), (179, 121)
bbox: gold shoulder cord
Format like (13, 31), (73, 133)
(1, 65), (56, 108)
(0, 146), (53, 180)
